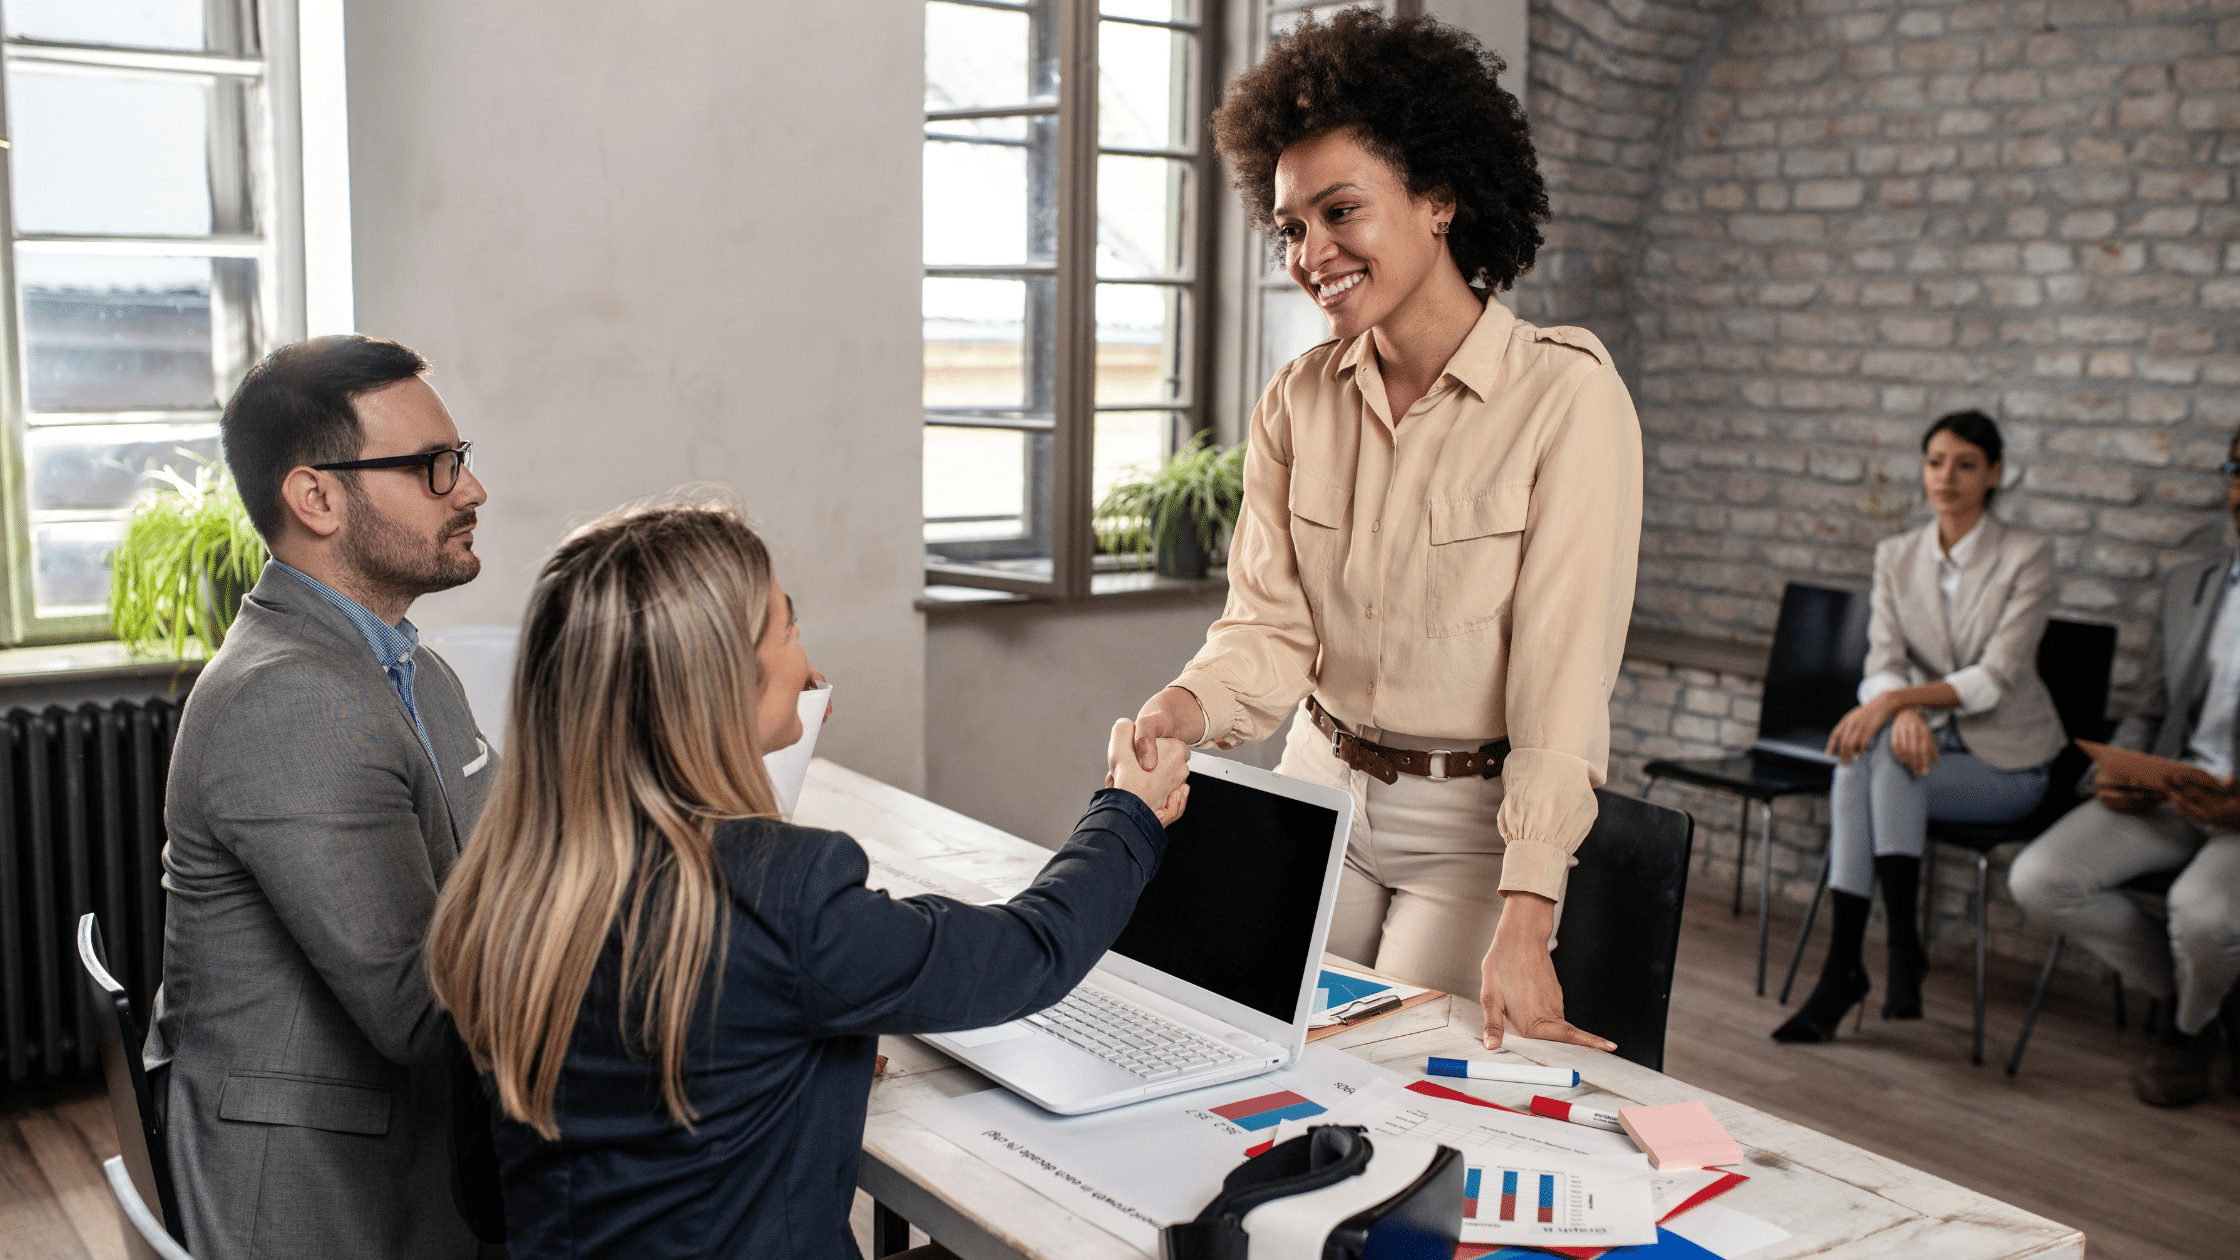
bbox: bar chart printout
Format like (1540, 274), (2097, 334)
(1454, 1160), (1655, 1247)
(1210, 1090), (1327, 1132)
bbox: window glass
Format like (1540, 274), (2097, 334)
(9, 70), (216, 237)
(1102, 0), (1190, 19)
(924, 277), (1044, 412)
(1095, 410), (1172, 513)
(6, 0), (206, 51)
(33, 519), (122, 613)
(926, 1), (1039, 111)
(923, 141), (1041, 266)
(1096, 283), (1184, 404)
(1098, 22), (1189, 150)
(26, 424), (221, 511)
(1257, 284), (1328, 395)
(925, 426), (1030, 543)
(19, 253), (232, 413)
(1097, 155), (1189, 278)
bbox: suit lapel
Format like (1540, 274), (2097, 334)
(1908, 524), (1958, 676)
(2173, 553), (2231, 722)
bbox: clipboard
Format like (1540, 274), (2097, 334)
(2075, 740), (2231, 796)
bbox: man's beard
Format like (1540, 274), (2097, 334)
(340, 488), (481, 606)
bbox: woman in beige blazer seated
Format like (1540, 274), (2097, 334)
(1776, 410), (2064, 1042)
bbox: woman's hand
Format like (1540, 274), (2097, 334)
(1127, 687), (1208, 771)
(1887, 706), (1939, 776)
(1824, 697), (1894, 764)
(1478, 892), (1615, 1053)
(1106, 719), (1191, 826)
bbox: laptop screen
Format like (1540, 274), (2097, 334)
(1106, 770), (1342, 1024)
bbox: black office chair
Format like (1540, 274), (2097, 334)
(1548, 789), (1696, 1073)
(78, 912), (185, 1247)
(2007, 868), (2176, 1077)
(1776, 618), (2117, 1065)
(1642, 584), (1870, 995)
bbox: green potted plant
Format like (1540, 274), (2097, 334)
(1094, 432), (1246, 578)
(109, 457), (269, 658)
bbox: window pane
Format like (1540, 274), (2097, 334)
(926, 1), (1039, 112)
(1098, 155), (1189, 278)
(1258, 285), (1329, 397)
(1270, 2), (1383, 41)
(33, 519), (119, 614)
(10, 70), (215, 237)
(1094, 411), (1171, 518)
(926, 116), (1030, 142)
(924, 426), (1028, 543)
(6, 0), (205, 51)
(20, 253), (256, 413)
(26, 423), (221, 511)
(925, 276), (1052, 412)
(1097, 284), (1184, 405)
(1104, 0), (1190, 19)
(924, 140), (1046, 266)
(1099, 22), (1191, 150)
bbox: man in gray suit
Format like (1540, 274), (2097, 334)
(2012, 428), (2240, 1108)
(146, 334), (497, 1258)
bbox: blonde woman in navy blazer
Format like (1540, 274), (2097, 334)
(1776, 411), (2064, 1042)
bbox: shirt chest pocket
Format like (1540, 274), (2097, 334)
(1287, 468), (1352, 613)
(1426, 482), (1530, 638)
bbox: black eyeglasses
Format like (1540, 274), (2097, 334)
(313, 441), (473, 495)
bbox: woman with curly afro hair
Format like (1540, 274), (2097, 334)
(1120, 9), (1643, 1056)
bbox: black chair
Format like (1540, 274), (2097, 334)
(1548, 789), (1696, 1072)
(78, 912), (185, 1247)
(1776, 618), (2117, 1065)
(2006, 868), (2176, 1077)
(1642, 584), (1870, 995)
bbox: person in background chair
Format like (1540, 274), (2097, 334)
(146, 335), (496, 1259)
(2010, 429), (2240, 1107)
(1776, 411), (2060, 1043)
(426, 501), (1192, 1260)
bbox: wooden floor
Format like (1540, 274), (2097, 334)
(6, 889), (2234, 1259)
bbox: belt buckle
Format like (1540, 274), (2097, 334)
(1426, 751), (1451, 783)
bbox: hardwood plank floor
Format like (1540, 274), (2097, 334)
(6, 888), (2233, 1258)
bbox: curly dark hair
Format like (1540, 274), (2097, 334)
(1211, 8), (1546, 292)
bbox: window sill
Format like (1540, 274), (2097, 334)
(0, 641), (206, 690)
(918, 570), (1230, 614)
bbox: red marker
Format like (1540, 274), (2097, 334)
(1529, 1095), (1625, 1133)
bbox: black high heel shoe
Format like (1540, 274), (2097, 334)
(1882, 944), (1927, 1021)
(1772, 968), (1871, 1043)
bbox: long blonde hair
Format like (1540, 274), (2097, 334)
(427, 500), (782, 1139)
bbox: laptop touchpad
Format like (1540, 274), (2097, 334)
(943, 1021), (1032, 1048)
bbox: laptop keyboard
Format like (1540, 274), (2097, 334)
(1022, 987), (1252, 1081)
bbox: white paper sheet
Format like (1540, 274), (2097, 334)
(904, 1043), (1409, 1251)
(1453, 1153), (1658, 1248)
(762, 682), (832, 818)
(856, 834), (1005, 904)
(1663, 1201), (1792, 1258)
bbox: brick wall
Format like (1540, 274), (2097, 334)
(1623, 0), (2240, 700)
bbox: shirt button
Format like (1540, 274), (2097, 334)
(1366, 606), (1376, 619)
(1367, 683), (1375, 695)
(1370, 520), (1380, 533)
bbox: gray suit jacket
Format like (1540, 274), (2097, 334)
(146, 564), (498, 1260)
(2114, 547), (2236, 762)
(1863, 515), (2065, 771)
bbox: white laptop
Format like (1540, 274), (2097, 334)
(920, 752), (1354, 1115)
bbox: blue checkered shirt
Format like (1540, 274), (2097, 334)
(274, 561), (442, 775)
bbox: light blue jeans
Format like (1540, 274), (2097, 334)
(1827, 724), (2049, 898)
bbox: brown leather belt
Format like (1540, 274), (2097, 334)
(1305, 696), (1510, 786)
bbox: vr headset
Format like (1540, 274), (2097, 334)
(1160, 1125), (1465, 1260)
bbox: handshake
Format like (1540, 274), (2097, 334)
(1105, 719), (1193, 826)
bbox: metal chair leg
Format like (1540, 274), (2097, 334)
(2006, 936), (2064, 1077)
(872, 1202), (912, 1257)
(1755, 801), (1776, 996)
(1780, 853), (1831, 1005)
(1733, 798), (1750, 916)
(1972, 853), (1989, 1066)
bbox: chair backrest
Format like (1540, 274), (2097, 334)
(103, 1155), (195, 1260)
(2035, 618), (2119, 801)
(1754, 584), (1872, 758)
(77, 914), (184, 1245)
(1548, 790), (1695, 1073)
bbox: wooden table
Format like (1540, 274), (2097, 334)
(795, 760), (2086, 1260)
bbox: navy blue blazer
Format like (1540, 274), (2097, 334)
(491, 788), (1169, 1259)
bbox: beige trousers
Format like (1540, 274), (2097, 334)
(1276, 705), (1564, 1000)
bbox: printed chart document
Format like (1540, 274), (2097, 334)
(903, 1042), (1408, 1251)
(856, 834), (1006, 904)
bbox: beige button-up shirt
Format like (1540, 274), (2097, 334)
(1172, 299), (1643, 899)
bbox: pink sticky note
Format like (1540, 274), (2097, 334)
(1617, 1101), (1745, 1171)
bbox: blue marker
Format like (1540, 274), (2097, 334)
(1426, 1057), (1580, 1088)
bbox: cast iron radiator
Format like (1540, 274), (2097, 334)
(1, 699), (179, 1088)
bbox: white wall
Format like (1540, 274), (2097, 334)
(342, 0), (928, 791)
(925, 594), (1292, 849)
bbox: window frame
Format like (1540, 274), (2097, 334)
(922, 0), (1226, 601)
(0, 0), (312, 645)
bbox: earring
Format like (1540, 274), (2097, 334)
(1433, 220), (1451, 235)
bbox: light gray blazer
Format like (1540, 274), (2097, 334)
(1864, 514), (2065, 772)
(2113, 547), (2234, 762)
(145, 565), (497, 1260)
